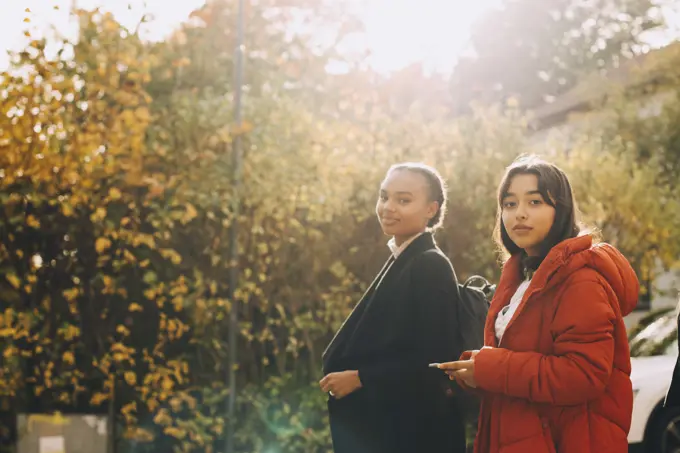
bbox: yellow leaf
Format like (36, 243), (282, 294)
(160, 249), (182, 265)
(0, 328), (15, 338)
(164, 427), (186, 439)
(26, 215), (40, 228)
(129, 303), (143, 312)
(6, 274), (21, 289)
(62, 325), (80, 341)
(169, 397), (182, 412)
(147, 184), (165, 198)
(109, 188), (122, 200)
(135, 107), (150, 122)
(61, 203), (74, 217)
(121, 402), (137, 424)
(153, 409), (172, 425)
(116, 325), (130, 336)
(181, 203), (198, 224)
(91, 207), (107, 222)
(63, 288), (79, 301)
(95, 237), (112, 253)
(124, 427), (154, 442)
(63, 351), (75, 365)
(124, 250), (137, 263)
(132, 233), (156, 249)
(161, 377), (174, 391)
(124, 371), (137, 386)
(90, 392), (108, 405)
(147, 398), (159, 412)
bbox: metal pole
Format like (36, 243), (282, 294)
(226, 0), (245, 451)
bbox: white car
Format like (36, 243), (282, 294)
(628, 308), (680, 453)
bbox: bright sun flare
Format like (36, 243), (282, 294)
(354, 0), (501, 73)
(1, 0), (501, 74)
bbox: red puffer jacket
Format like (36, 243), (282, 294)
(471, 235), (639, 453)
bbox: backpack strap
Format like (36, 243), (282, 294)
(464, 275), (496, 299)
(450, 263), (463, 301)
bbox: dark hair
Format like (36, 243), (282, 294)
(387, 162), (448, 230)
(494, 155), (581, 259)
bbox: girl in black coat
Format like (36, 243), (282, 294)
(320, 163), (467, 453)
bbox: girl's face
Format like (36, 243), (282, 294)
(376, 170), (438, 245)
(501, 173), (556, 256)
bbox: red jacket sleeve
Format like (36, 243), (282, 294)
(473, 281), (616, 405)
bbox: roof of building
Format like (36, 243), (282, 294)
(530, 43), (680, 130)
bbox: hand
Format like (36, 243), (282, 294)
(319, 370), (362, 399)
(437, 349), (483, 388)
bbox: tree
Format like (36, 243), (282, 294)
(0, 9), (204, 452)
(541, 51), (680, 303)
(451, 0), (663, 110)
(599, 43), (680, 186)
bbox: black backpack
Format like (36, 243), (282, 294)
(454, 275), (495, 353)
(448, 273), (495, 424)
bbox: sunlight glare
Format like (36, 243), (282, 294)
(350, 0), (502, 74)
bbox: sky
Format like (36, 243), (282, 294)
(0, 0), (502, 74)
(0, 0), (678, 75)
(346, 0), (503, 73)
(0, 0), (205, 68)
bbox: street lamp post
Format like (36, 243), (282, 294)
(226, 0), (245, 451)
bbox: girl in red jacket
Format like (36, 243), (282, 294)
(439, 155), (639, 453)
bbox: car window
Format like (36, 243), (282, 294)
(629, 310), (678, 357)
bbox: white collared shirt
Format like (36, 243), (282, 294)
(495, 278), (531, 342)
(387, 232), (424, 259)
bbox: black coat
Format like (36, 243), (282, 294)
(322, 233), (466, 453)
(665, 313), (680, 407)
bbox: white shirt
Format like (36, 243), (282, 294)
(495, 278), (532, 342)
(387, 233), (423, 259)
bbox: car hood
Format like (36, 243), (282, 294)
(630, 355), (676, 387)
